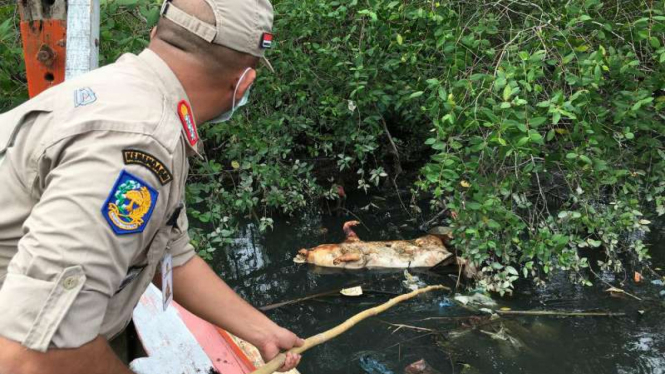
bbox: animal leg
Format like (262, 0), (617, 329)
(343, 220), (361, 242)
(333, 252), (362, 265)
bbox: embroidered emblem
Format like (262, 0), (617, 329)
(122, 149), (173, 185)
(102, 170), (158, 235)
(260, 32), (273, 49)
(177, 100), (198, 146)
(74, 87), (97, 107)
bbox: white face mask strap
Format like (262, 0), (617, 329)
(231, 68), (252, 114)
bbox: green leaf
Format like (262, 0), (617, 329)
(552, 112), (561, 124)
(579, 155), (592, 164)
(409, 91), (424, 99)
(503, 85), (512, 101)
(116, 0), (138, 6)
(546, 129), (555, 141)
(467, 202), (482, 210)
(487, 219), (501, 229)
(530, 117), (547, 126)
(650, 37), (661, 49)
(529, 132), (543, 143)
(396, 34), (403, 45)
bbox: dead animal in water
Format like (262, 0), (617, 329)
(293, 221), (453, 269)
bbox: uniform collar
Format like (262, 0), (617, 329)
(137, 49), (204, 158)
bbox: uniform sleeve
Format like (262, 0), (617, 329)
(169, 203), (196, 267)
(0, 130), (172, 351)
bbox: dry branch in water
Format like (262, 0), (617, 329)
(496, 309), (627, 317)
(250, 285), (449, 374)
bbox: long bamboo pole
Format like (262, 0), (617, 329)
(496, 310), (626, 317)
(250, 284), (448, 374)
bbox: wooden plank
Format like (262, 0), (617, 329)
(65, 0), (100, 80)
(131, 284), (215, 374)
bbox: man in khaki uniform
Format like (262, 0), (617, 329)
(0, 0), (303, 373)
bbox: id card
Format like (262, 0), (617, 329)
(161, 253), (173, 311)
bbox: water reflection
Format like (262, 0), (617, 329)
(208, 204), (665, 374)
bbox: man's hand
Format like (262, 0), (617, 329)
(256, 326), (304, 372)
(171, 256), (305, 372)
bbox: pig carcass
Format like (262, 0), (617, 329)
(294, 221), (453, 269)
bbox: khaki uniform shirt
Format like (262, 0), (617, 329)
(0, 49), (202, 352)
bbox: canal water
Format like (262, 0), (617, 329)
(208, 194), (665, 374)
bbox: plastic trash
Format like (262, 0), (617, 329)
(359, 354), (395, 374)
(454, 293), (497, 307)
(341, 286), (363, 297)
(438, 297), (454, 308)
(403, 270), (427, 291)
(404, 359), (442, 374)
(651, 279), (664, 286)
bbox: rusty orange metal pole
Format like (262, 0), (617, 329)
(18, 0), (67, 98)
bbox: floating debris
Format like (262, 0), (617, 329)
(454, 293), (497, 307)
(437, 297), (454, 308)
(403, 270), (427, 291)
(480, 325), (524, 350)
(359, 354), (395, 374)
(404, 359), (442, 374)
(341, 286), (364, 297)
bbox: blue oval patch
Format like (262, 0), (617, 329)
(102, 170), (158, 235)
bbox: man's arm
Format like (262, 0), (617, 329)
(0, 336), (132, 374)
(168, 255), (303, 371)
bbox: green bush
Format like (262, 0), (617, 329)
(0, 5), (27, 111)
(2, 0), (664, 291)
(202, 0), (665, 292)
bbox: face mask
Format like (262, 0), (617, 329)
(209, 67), (252, 123)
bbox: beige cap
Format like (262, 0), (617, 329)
(160, 0), (275, 71)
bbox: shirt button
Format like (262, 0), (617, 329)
(62, 276), (79, 290)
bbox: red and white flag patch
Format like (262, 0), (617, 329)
(177, 100), (198, 147)
(260, 33), (273, 49)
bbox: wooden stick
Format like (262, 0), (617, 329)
(258, 274), (403, 311)
(496, 310), (626, 317)
(258, 288), (342, 311)
(250, 285), (448, 374)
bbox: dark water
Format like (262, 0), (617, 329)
(208, 195), (665, 374)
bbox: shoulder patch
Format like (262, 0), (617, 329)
(102, 170), (158, 235)
(74, 87), (97, 107)
(177, 100), (198, 147)
(122, 149), (173, 185)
